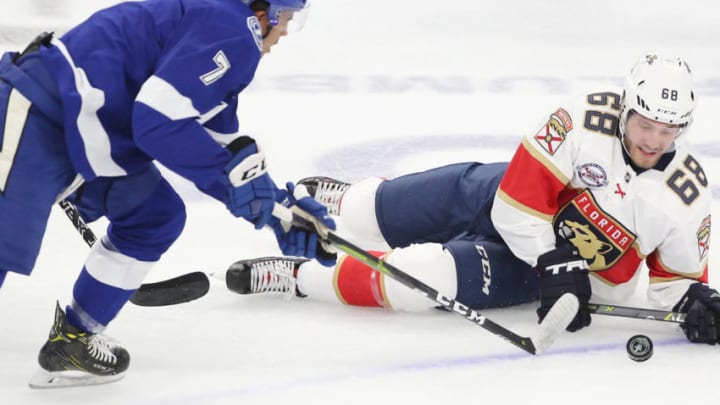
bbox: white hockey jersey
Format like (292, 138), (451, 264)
(491, 89), (711, 308)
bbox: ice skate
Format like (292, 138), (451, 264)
(28, 302), (130, 389)
(297, 176), (350, 215)
(222, 257), (308, 299)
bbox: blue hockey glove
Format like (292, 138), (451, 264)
(222, 136), (277, 229)
(535, 244), (592, 332)
(270, 182), (337, 266)
(673, 283), (720, 345)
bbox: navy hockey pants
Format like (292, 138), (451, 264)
(375, 162), (539, 309)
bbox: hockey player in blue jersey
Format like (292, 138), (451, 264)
(0, 0), (334, 387)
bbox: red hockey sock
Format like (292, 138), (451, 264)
(333, 251), (391, 308)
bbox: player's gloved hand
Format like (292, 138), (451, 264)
(269, 182), (337, 266)
(221, 136), (278, 229)
(535, 244), (592, 332)
(673, 283), (720, 345)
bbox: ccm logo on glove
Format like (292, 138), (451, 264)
(228, 152), (267, 187)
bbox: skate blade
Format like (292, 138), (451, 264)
(28, 368), (125, 389)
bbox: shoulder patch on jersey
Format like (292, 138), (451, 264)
(553, 108), (573, 132)
(576, 163), (608, 188)
(199, 50), (231, 86)
(534, 108), (572, 155)
(697, 215), (711, 261)
(554, 190), (636, 271)
(247, 16), (263, 52)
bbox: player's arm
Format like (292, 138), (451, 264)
(131, 20), (261, 189)
(647, 172), (718, 344)
(491, 107), (580, 266)
(493, 92), (625, 331)
(128, 22), (285, 230)
(130, 18), (335, 264)
(491, 102), (594, 331)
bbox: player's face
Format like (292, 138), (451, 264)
(261, 11), (294, 54)
(623, 112), (681, 169)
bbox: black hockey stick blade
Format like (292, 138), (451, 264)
(58, 200), (210, 307)
(130, 272), (210, 306)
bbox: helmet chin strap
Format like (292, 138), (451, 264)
(619, 130), (631, 156)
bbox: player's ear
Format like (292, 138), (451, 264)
(253, 10), (270, 37)
(253, 10), (268, 25)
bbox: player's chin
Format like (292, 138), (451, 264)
(631, 150), (659, 169)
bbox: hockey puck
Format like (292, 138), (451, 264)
(626, 334), (653, 362)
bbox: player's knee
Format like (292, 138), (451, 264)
(384, 243), (457, 311)
(157, 186), (186, 245)
(341, 177), (386, 245)
(448, 239), (538, 308)
(142, 181), (186, 251)
(107, 179), (186, 261)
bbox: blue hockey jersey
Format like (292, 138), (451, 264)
(39, 0), (263, 199)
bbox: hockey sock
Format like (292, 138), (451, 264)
(67, 267), (137, 333)
(67, 240), (154, 332)
(0, 270), (6, 288)
(334, 251), (391, 308)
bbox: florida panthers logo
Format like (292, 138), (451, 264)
(697, 215), (711, 261)
(554, 190), (636, 271)
(558, 220), (613, 269)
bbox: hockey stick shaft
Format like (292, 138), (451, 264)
(58, 200), (97, 246)
(588, 303), (686, 323)
(272, 203), (577, 355)
(58, 200), (209, 306)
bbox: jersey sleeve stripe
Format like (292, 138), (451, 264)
(647, 252), (708, 283)
(589, 244), (644, 285)
(136, 75), (200, 121)
(498, 140), (570, 216)
(51, 39), (127, 177)
(521, 137), (570, 184)
(495, 189), (553, 222)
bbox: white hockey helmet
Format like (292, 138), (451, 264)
(619, 54), (696, 137)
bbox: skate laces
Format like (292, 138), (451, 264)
(250, 260), (297, 299)
(87, 335), (117, 365)
(313, 179), (349, 215)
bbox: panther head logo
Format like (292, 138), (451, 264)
(559, 220), (613, 270)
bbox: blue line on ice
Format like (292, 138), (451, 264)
(146, 338), (689, 404)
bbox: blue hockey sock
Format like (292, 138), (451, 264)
(66, 267), (136, 333)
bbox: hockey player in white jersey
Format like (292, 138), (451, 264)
(226, 54), (719, 346)
(0, 0), (335, 388)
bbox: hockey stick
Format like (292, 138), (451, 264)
(588, 303), (686, 323)
(271, 203), (579, 355)
(57, 200), (210, 306)
(58, 200), (96, 246)
(129, 271), (210, 306)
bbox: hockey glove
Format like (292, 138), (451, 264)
(673, 283), (720, 345)
(270, 182), (337, 266)
(222, 136), (277, 229)
(536, 244), (592, 332)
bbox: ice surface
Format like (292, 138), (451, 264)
(1, 1), (719, 404)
